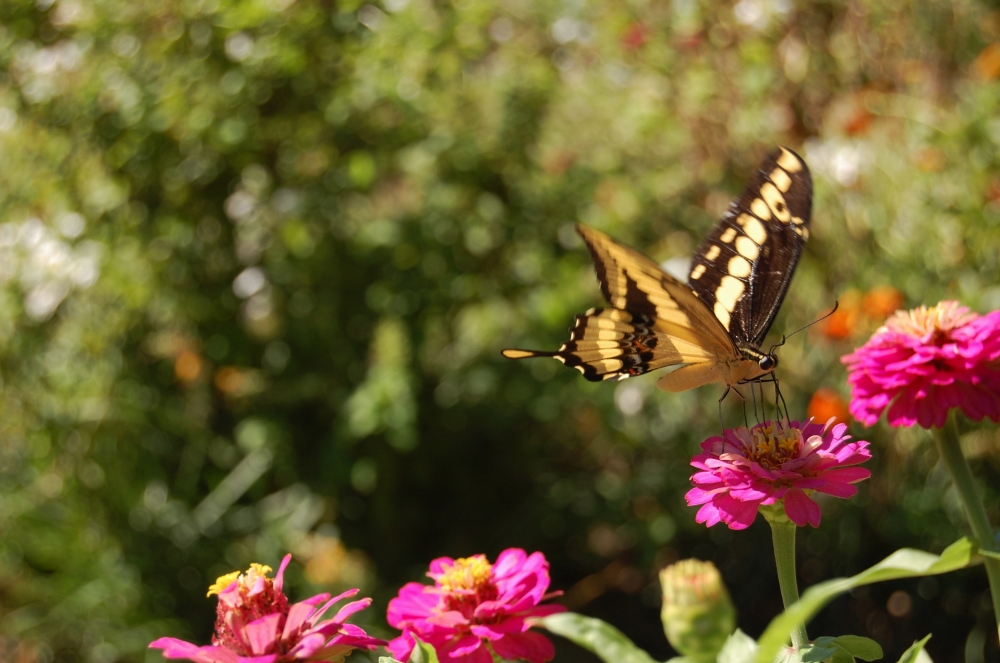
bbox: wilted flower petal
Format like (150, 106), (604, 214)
(150, 555), (385, 663)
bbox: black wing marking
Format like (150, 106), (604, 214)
(687, 147), (812, 347)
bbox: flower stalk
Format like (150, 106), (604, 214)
(932, 415), (1000, 640)
(763, 507), (808, 650)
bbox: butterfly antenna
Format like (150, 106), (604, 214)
(768, 300), (840, 355)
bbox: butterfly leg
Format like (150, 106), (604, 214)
(716, 386), (731, 430)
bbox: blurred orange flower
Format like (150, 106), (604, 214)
(822, 296), (861, 340)
(862, 286), (904, 322)
(808, 388), (850, 426)
(974, 42), (1000, 80)
(214, 366), (243, 393)
(174, 350), (203, 385)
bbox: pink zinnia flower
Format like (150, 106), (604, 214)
(150, 555), (385, 663)
(686, 419), (871, 530)
(387, 548), (565, 663)
(841, 300), (1000, 428)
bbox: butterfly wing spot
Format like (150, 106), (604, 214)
(715, 275), (745, 313)
(760, 182), (791, 222)
(735, 236), (760, 261)
(777, 148), (804, 172)
(719, 228), (737, 243)
(704, 245), (722, 261)
(713, 302), (732, 330)
(690, 264), (707, 280)
(742, 216), (768, 244)
(770, 167), (792, 193)
(750, 197), (772, 220)
(728, 255), (752, 278)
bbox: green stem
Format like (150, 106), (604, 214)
(933, 415), (1000, 642)
(766, 512), (809, 650)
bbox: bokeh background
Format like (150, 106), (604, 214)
(1, 0), (1000, 661)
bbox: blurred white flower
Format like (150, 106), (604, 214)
(233, 266), (267, 299)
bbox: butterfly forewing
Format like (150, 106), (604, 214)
(687, 147), (812, 348)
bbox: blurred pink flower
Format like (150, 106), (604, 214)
(387, 549), (565, 663)
(686, 419), (871, 530)
(842, 301), (1000, 428)
(150, 555), (384, 663)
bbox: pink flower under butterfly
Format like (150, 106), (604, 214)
(387, 548), (565, 663)
(686, 419), (871, 530)
(841, 300), (1000, 428)
(150, 555), (384, 663)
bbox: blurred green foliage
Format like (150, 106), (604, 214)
(1, 0), (999, 661)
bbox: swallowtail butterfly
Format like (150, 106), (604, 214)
(502, 147), (812, 393)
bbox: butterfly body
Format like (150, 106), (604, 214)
(503, 147), (812, 393)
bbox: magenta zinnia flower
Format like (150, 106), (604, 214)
(841, 300), (1000, 428)
(387, 548), (565, 663)
(686, 419), (871, 530)
(150, 555), (385, 663)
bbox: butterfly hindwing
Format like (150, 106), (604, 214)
(501, 307), (719, 381)
(575, 225), (735, 356)
(687, 147), (811, 347)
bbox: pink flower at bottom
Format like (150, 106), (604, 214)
(686, 419), (871, 530)
(841, 300), (1000, 428)
(387, 549), (565, 663)
(150, 555), (385, 663)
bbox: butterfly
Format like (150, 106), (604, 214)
(502, 147), (812, 395)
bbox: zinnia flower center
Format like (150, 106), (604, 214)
(434, 556), (498, 617)
(884, 301), (976, 341)
(209, 562), (289, 654)
(742, 423), (802, 469)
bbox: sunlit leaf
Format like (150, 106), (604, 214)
(754, 539), (977, 662)
(896, 635), (933, 663)
(541, 612), (660, 663)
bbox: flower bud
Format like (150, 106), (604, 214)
(659, 559), (736, 661)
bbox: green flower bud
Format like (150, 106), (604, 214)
(660, 559), (736, 662)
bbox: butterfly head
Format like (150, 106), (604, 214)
(738, 344), (778, 377)
(758, 353), (778, 372)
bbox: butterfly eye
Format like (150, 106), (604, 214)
(759, 355), (778, 372)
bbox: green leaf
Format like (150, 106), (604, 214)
(409, 635), (442, 663)
(379, 658), (406, 663)
(754, 538), (977, 663)
(717, 629), (758, 663)
(540, 612), (661, 663)
(980, 549), (1000, 561)
(800, 638), (839, 662)
(896, 635), (933, 663)
(831, 635), (882, 660)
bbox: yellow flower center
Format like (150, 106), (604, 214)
(743, 423), (802, 468)
(437, 556), (493, 593)
(207, 563), (273, 597)
(884, 300), (975, 339)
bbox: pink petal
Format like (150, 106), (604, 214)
(149, 639), (239, 663)
(244, 613), (282, 656)
(783, 489), (821, 528)
(273, 554), (292, 594)
(492, 631), (557, 663)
